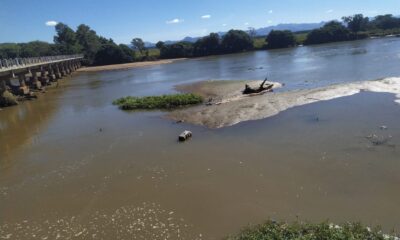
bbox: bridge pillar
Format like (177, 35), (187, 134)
(61, 63), (67, 76)
(66, 62), (72, 73)
(47, 66), (57, 81)
(39, 68), (49, 86)
(55, 65), (62, 79)
(0, 79), (7, 94)
(71, 62), (77, 71)
(70, 61), (76, 72)
(18, 74), (30, 95)
(30, 71), (42, 90)
(65, 62), (71, 75)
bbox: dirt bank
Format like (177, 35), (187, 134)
(168, 78), (400, 128)
(78, 59), (186, 72)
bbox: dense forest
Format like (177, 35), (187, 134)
(1, 14), (400, 65)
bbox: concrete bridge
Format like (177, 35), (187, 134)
(0, 54), (83, 106)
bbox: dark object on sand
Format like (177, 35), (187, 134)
(243, 78), (274, 95)
(179, 130), (192, 142)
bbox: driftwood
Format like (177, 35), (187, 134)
(243, 78), (274, 95)
(179, 130), (192, 142)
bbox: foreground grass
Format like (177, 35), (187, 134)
(113, 93), (203, 110)
(226, 220), (398, 240)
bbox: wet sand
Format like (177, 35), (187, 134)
(170, 78), (400, 128)
(78, 59), (186, 72)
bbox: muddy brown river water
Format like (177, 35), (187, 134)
(1, 37), (400, 239)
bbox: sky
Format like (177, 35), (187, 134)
(0, 0), (399, 44)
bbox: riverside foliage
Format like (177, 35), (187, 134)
(113, 94), (203, 110)
(226, 220), (398, 240)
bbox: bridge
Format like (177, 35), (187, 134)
(0, 54), (83, 106)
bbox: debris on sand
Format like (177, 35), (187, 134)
(243, 78), (274, 95)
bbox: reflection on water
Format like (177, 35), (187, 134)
(1, 38), (400, 239)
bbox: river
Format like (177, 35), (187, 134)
(1, 37), (400, 239)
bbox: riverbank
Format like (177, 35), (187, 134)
(77, 58), (186, 72)
(169, 78), (400, 128)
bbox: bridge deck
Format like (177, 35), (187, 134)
(0, 55), (83, 75)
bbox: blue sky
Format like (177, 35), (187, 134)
(0, 0), (399, 44)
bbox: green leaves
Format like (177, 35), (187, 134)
(226, 220), (395, 240)
(266, 30), (296, 49)
(113, 94), (203, 110)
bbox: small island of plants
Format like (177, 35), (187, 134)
(226, 220), (398, 240)
(113, 93), (203, 110)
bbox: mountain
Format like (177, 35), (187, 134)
(255, 22), (326, 36)
(181, 36), (201, 43)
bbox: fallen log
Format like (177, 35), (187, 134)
(179, 130), (192, 142)
(243, 78), (274, 95)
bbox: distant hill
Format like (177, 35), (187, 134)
(255, 22), (326, 36)
(144, 22), (326, 47)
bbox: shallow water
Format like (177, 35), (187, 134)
(1, 38), (400, 239)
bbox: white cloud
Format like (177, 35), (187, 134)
(267, 20), (273, 24)
(268, 10), (273, 14)
(326, 9), (334, 13)
(201, 14), (211, 19)
(222, 23), (227, 27)
(166, 18), (184, 24)
(244, 22), (249, 26)
(45, 21), (58, 26)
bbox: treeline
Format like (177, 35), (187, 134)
(267, 14), (400, 48)
(0, 23), (138, 66)
(1, 14), (400, 64)
(152, 13), (400, 58)
(156, 30), (253, 58)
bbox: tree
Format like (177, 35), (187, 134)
(248, 27), (257, 38)
(156, 41), (165, 49)
(221, 30), (253, 53)
(371, 14), (400, 29)
(76, 24), (101, 64)
(53, 23), (81, 54)
(305, 21), (353, 45)
(266, 30), (296, 49)
(131, 38), (146, 55)
(20, 41), (53, 57)
(94, 44), (134, 66)
(160, 42), (193, 59)
(119, 44), (136, 62)
(193, 33), (220, 56)
(0, 43), (21, 58)
(342, 14), (369, 33)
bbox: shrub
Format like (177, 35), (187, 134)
(226, 220), (397, 240)
(113, 93), (203, 110)
(266, 30), (296, 49)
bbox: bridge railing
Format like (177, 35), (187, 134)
(0, 54), (84, 71)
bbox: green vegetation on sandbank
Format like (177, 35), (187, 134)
(113, 93), (203, 110)
(226, 220), (398, 240)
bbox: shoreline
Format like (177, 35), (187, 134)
(77, 58), (186, 72)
